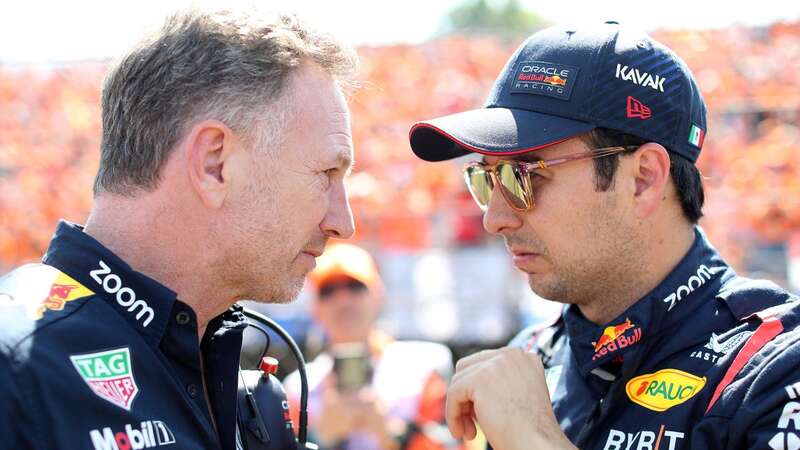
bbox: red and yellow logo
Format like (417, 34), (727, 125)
(35, 272), (94, 319)
(626, 369), (706, 412)
(543, 75), (567, 86)
(593, 318), (635, 351)
(591, 318), (642, 360)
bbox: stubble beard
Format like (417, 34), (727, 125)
(522, 200), (643, 319)
(222, 164), (308, 304)
(542, 224), (643, 322)
(245, 254), (309, 304)
(212, 219), (306, 305)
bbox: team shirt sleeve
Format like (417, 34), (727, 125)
(0, 353), (41, 449)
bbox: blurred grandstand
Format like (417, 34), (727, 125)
(1, 22), (799, 351)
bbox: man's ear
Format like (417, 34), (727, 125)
(183, 120), (239, 209)
(631, 143), (672, 218)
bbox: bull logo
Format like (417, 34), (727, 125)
(33, 271), (94, 319)
(36, 284), (79, 318)
(543, 75), (567, 86)
(593, 318), (635, 352)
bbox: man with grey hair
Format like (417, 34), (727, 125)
(0, 8), (356, 450)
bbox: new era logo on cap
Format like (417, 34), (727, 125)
(626, 96), (651, 120)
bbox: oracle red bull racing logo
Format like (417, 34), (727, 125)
(511, 60), (579, 100)
(592, 318), (643, 361)
(71, 347), (139, 411)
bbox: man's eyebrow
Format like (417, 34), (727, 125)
(512, 152), (544, 163)
(480, 152), (543, 165)
(480, 153), (543, 165)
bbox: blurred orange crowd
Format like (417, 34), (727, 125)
(1, 22), (799, 273)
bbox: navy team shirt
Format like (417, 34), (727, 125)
(512, 227), (800, 449)
(0, 221), (248, 450)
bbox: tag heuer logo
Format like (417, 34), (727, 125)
(70, 347), (139, 410)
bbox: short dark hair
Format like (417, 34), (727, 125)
(94, 9), (358, 197)
(581, 128), (704, 223)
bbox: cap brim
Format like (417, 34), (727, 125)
(409, 107), (595, 162)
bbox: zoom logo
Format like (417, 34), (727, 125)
(663, 265), (713, 311)
(90, 261), (154, 327)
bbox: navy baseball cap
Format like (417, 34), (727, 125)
(409, 22), (708, 163)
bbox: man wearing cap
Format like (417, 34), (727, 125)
(409, 22), (800, 450)
(284, 243), (459, 450)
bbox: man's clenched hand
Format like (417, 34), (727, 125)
(445, 347), (577, 450)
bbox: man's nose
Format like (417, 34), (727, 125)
(321, 180), (355, 239)
(483, 185), (524, 236)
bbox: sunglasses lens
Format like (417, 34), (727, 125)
(319, 279), (368, 299)
(496, 162), (530, 210)
(464, 166), (492, 210)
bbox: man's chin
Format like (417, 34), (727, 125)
(252, 295), (296, 305)
(527, 274), (567, 303)
(249, 278), (305, 304)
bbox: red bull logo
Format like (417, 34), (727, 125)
(518, 73), (546, 82)
(592, 318), (642, 360)
(544, 75), (567, 86)
(34, 272), (94, 319)
(37, 284), (79, 317)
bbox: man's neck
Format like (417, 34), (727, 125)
(578, 225), (696, 325)
(84, 194), (227, 340)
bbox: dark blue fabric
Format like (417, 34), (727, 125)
(410, 22), (708, 163)
(513, 226), (800, 449)
(409, 108), (594, 160)
(0, 220), (247, 450)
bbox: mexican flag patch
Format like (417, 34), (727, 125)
(70, 347), (139, 410)
(689, 124), (705, 148)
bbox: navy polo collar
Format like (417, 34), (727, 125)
(42, 220), (179, 347)
(563, 226), (737, 376)
(43, 220), (248, 450)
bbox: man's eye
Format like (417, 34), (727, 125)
(529, 171), (546, 180)
(529, 168), (553, 181)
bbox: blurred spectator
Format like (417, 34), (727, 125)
(283, 243), (460, 450)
